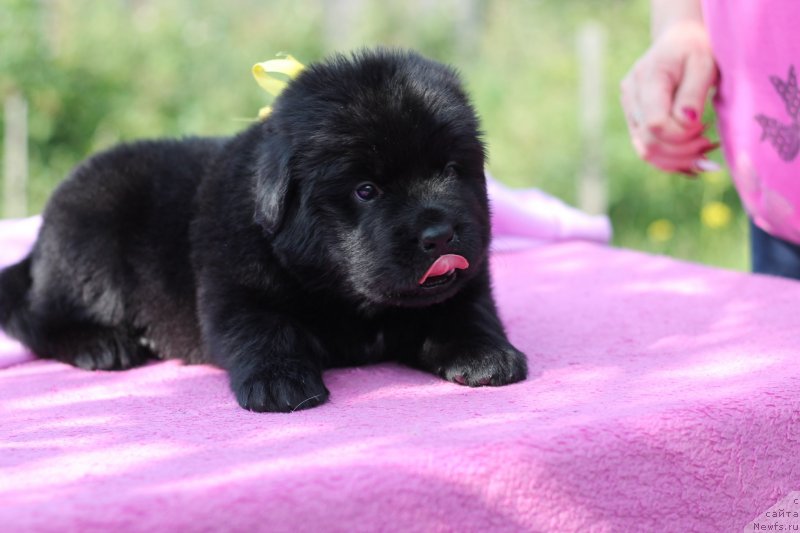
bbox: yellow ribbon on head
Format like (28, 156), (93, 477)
(252, 54), (306, 119)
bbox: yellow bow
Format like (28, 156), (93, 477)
(252, 55), (306, 119)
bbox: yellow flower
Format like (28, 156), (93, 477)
(647, 218), (674, 243)
(251, 54), (306, 118)
(701, 201), (732, 229)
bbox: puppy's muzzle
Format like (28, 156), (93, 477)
(417, 222), (469, 287)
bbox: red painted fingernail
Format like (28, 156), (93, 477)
(682, 107), (698, 122)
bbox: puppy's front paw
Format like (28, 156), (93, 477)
(234, 364), (330, 413)
(439, 342), (528, 387)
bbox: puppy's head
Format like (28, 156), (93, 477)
(255, 49), (490, 308)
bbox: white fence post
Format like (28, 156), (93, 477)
(3, 91), (29, 218)
(322, 0), (365, 52)
(576, 22), (607, 215)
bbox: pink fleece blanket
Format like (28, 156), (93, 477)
(1, 213), (799, 531)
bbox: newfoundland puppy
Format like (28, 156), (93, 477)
(0, 49), (527, 412)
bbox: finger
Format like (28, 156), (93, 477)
(636, 68), (705, 144)
(620, 72), (641, 127)
(672, 52), (718, 127)
(637, 67), (676, 134)
(648, 151), (722, 177)
(635, 135), (718, 160)
(628, 127), (711, 177)
(646, 154), (701, 176)
(630, 118), (711, 157)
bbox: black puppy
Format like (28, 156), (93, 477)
(0, 49), (527, 412)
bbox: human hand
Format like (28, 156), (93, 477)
(620, 19), (719, 176)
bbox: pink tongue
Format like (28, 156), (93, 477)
(418, 254), (469, 285)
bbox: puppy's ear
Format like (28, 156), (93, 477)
(253, 133), (293, 235)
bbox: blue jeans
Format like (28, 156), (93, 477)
(750, 220), (800, 280)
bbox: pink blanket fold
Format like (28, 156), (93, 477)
(1, 240), (799, 531)
(487, 175), (612, 252)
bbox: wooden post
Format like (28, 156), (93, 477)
(576, 22), (607, 215)
(418, 0), (482, 58)
(453, 0), (482, 58)
(3, 91), (29, 218)
(322, 0), (365, 52)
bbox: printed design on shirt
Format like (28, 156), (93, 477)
(755, 65), (799, 162)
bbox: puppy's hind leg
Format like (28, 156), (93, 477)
(47, 319), (153, 371)
(25, 297), (153, 371)
(1, 255), (152, 370)
(25, 260), (153, 371)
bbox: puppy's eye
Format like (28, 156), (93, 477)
(444, 163), (459, 179)
(354, 182), (381, 202)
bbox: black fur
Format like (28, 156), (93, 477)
(0, 49), (527, 412)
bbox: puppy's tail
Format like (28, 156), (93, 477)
(0, 255), (38, 346)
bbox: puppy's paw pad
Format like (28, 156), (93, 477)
(236, 369), (330, 413)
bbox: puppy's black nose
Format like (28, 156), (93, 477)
(420, 223), (455, 254)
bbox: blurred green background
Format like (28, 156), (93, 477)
(0, 0), (748, 270)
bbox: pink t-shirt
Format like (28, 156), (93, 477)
(703, 1), (800, 243)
